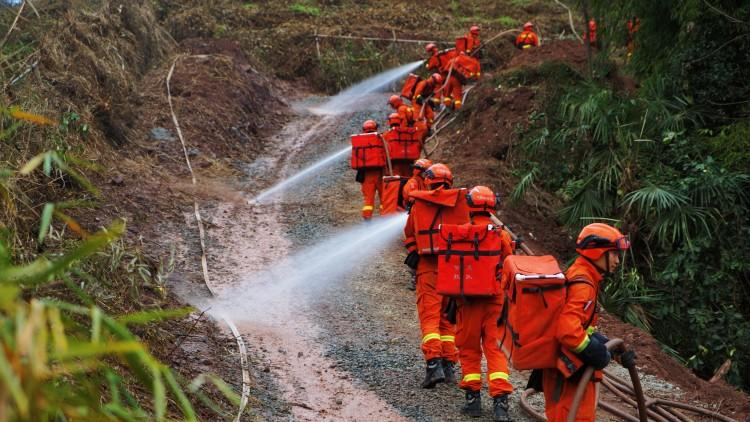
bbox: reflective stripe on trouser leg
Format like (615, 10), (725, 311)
(440, 296), (457, 362)
(416, 268), (443, 360)
(461, 374), (482, 392)
(456, 299), (482, 390)
(483, 299), (513, 396)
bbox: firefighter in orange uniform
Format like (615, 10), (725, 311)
(460, 25), (481, 55)
(412, 73), (443, 127)
(388, 95), (415, 129)
(425, 43), (456, 77)
(584, 19), (598, 48)
(442, 73), (464, 110)
(454, 186), (514, 421)
(541, 223), (633, 421)
(515, 22), (540, 49)
(401, 158), (432, 209)
(403, 164), (467, 388)
(356, 120), (385, 220)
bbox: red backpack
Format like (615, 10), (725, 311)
(435, 223), (503, 297)
(498, 255), (595, 373)
(401, 73), (422, 100)
(384, 128), (421, 161)
(350, 132), (386, 169)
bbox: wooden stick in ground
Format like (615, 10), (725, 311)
(0, 1), (26, 50)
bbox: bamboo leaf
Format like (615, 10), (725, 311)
(163, 367), (197, 421)
(0, 344), (29, 417)
(38, 202), (54, 244)
(153, 365), (167, 421)
(43, 152), (53, 177)
(19, 152), (47, 175)
(91, 307), (102, 344)
(55, 341), (144, 360)
(116, 307), (193, 326)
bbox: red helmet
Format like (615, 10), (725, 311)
(523, 22), (533, 30)
(470, 25), (480, 36)
(425, 43), (438, 53)
(423, 163), (453, 188)
(362, 120), (378, 132)
(412, 158), (433, 171)
(387, 113), (401, 127)
(388, 95), (403, 108)
(466, 185), (497, 212)
(575, 223), (630, 261)
(430, 73), (444, 85)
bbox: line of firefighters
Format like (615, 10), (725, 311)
(349, 25), (638, 422)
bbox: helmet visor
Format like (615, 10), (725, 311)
(615, 236), (631, 251)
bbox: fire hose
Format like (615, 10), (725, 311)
(488, 213), (737, 422)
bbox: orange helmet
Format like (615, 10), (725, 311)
(466, 185), (497, 213)
(412, 158), (433, 171)
(430, 73), (444, 85)
(423, 163), (453, 188)
(387, 113), (401, 127)
(388, 95), (403, 108)
(470, 25), (480, 35)
(425, 43), (438, 53)
(523, 22), (533, 30)
(575, 223), (630, 261)
(362, 120), (378, 132)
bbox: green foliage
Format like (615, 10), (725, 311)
(496, 15), (520, 27)
(510, 0), (532, 7)
(511, 44), (750, 388)
(289, 1), (321, 17)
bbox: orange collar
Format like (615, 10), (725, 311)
(571, 256), (604, 284)
(410, 187), (463, 207)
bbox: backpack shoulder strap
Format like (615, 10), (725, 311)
(565, 277), (598, 329)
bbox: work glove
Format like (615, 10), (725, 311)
(404, 250), (420, 270)
(577, 335), (611, 370)
(415, 95), (424, 105)
(591, 331), (609, 346)
(444, 298), (457, 324)
(355, 169), (365, 183)
(616, 349), (637, 369)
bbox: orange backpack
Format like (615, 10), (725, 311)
(401, 73), (422, 100)
(409, 189), (470, 255)
(451, 54), (481, 83)
(435, 223), (503, 297)
(384, 127), (421, 161)
(350, 132), (386, 170)
(498, 255), (595, 372)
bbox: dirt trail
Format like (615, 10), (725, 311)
(201, 108), (406, 421)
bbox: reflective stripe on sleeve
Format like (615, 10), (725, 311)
(573, 335), (590, 353)
(440, 335), (455, 343)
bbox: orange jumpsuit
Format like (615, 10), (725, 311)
(443, 74), (463, 110)
(404, 189), (470, 363)
(542, 257), (603, 421)
(412, 79), (438, 126)
(457, 33), (481, 55)
(401, 172), (425, 208)
(626, 18), (640, 58)
(426, 48), (457, 76)
(392, 104), (415, 129)
(456, 214), (514, 397)
(515, 31), (539, 49)
(360, 168), (384, 219)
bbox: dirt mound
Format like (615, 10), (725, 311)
(507, 39), (588, 73)
(127, 38), (289, 175)
(429, 83), (570, 256)
(38, 0), (172, 144)
(601, 312), (750, 419)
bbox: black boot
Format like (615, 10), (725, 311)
(421, 358), (445, 389)
(442, 359), (456, 385)
(408, 273), (416, 291)
(492, 394), (512, 422)
(460, 390), (482, 417)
